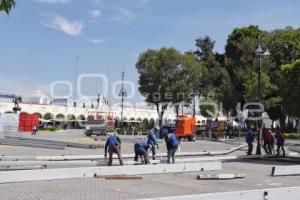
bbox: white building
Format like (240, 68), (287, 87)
(0, 101), (175, 124)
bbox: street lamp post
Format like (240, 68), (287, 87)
(119, 68), (127, 129)
(255, 44), (270, 155)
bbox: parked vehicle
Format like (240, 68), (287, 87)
(175, 115), (196, 141)
(85, 111), (115, 136)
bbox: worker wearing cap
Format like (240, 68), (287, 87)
(104, 133), (123, 166)
(147, 128), (159, 160)
(134, 140), (151, 164)
(166, 133), (179, 164)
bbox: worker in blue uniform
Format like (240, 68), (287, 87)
(166, 133), (179, 164)
(104, 134), (123, 166)
(134, 140), (152, 164)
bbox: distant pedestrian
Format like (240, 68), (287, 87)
(31, 125), (37, 135)
(275, 128), (286, 157)
(263, 129), (274, 154)
(104, 134), (124, 166)
(147, 128), (159, 160)
(246, 129), (254, 155)
(166, 133), (179, 164)
(134, 140), (151, 164)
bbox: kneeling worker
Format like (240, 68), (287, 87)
(134, 140), (151, 165)
(104, 133), (124, 166)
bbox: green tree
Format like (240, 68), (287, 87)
(224, 25), (286, 126)
(136, 48), (188, 126)
(280, 60), (300, 118)
(0, 0), (15, 14)
(244, 72), (281, 111)
(194, 36), (235, 113)
(268, 27), (300, 67)
(225, 25), (263, 93)
(265, 27), (300, 126)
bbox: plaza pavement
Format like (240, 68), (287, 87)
(0, 130), (299, 200)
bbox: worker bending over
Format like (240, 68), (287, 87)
(134, 140), (151, 164)
(147, 127), (159, 160)
(165, 133), (179, 164)
(104, 133), (124, 166)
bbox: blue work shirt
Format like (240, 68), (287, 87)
(136, 140), (149, 149)
(105, 135), (120, 154)
(168, 134), (179, 148)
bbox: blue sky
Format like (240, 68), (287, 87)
(1, 0), (300, 104)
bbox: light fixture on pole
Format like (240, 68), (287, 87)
(255, 44), (270, 155)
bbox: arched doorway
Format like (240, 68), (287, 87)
(55, 114), (65, 128)
(76, 115), (86, 128)
(43, 113), (54, 128)
(66, 114), (76, 129)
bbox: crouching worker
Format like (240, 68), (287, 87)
(166, 133), (179, 164)
(104, 133), (124, 166)
(134, 140), (151, 165)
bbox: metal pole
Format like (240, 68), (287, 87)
(193, 88), (196, 117)
(74, 56), (79, 102)
(120, 68), (125, 129)
(256, 54), (262, 155)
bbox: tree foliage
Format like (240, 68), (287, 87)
(0, 0), (15, 14)
(136, 48), (203, 125)
(280, 60), (300, 118)
(136, 26), (300, 129)
(194, 35), (235, 113)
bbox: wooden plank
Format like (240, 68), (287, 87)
(197, 173), (246, 180)
(95, 174), (143, 180)
(105, 176), (143, 180)
(272, 165), (300, 176)
(0, 162), (222, 184)
(138, 187), (300, 200)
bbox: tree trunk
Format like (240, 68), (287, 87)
(156, 103), (167, 127)
(175, 105), (179, 117)
(279, 112), (286, 130)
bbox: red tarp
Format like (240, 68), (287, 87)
(19, 113), (39, 133)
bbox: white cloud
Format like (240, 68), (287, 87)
(89, 9), (101, 18)
(41, 14), (83, 36)
(0, 78), (50, 98)
(88, 39), (106, 44)
(35, 0), (71, 4)
(110, 8), (136, 22)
